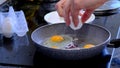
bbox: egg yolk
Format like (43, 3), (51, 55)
(83, 44), (95, 48)
(50, 35), (64, 42)
(51, 46), (59, 49)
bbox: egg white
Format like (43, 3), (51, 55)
(42, 35), (73, 49)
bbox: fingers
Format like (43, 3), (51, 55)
(81, 9), (94, 23)
(64, 0), (80, 27)
(64, 0), (71, 26)
(55, 0), (66, 17)
(70, 0), (81, 27)
(56, 0), (71, 26)
(71, 10), (80, 27)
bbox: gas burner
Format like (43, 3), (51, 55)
(33, 47), (111, 68)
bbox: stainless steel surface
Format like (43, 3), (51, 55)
(94, 0), (120, 16)
(94, 8), (120, 16)
(95, 0), (120, 11)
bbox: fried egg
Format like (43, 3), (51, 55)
(50, 35), (64, 42)
(42, 35), (73, 49)
(42, 35), (96, 49)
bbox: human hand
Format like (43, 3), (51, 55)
(56, 0), (107, 27)
(55, 0), (66, 17)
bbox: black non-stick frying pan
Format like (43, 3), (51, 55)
(31, 23), (120, 60)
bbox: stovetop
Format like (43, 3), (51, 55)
(33, 47), (111, 68)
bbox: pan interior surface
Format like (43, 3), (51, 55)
(31, 23), (111, 49)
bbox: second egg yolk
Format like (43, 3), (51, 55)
(83, 44), (95, 48)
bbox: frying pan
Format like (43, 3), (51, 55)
(31, 23), (120, 60)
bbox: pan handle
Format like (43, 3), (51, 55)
(107, 39), (120, 48)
